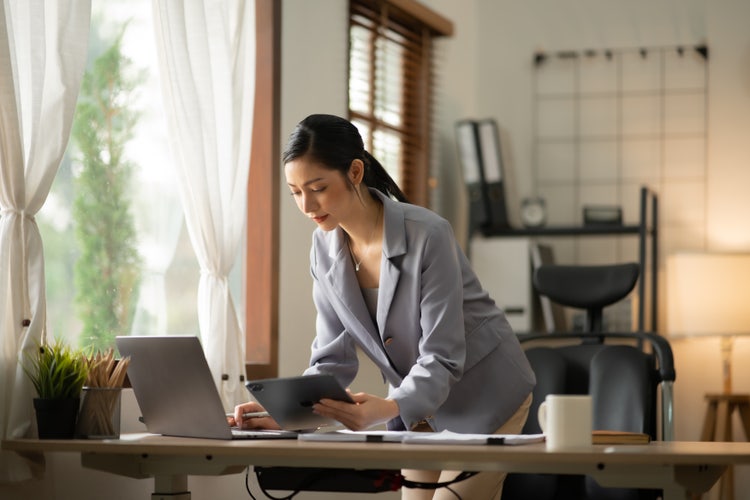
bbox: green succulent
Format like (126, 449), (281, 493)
(24, 340), (89, 400)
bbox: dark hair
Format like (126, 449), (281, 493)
(282, 114), (408, 203)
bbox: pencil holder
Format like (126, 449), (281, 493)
(76, 387), (122, 439)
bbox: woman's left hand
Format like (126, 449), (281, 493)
(313, 390), (399, 431)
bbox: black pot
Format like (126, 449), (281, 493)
(33, 398), (80, 439)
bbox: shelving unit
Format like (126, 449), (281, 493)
(484, 186), (657, 332)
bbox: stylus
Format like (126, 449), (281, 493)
(226, 411), (270, 419)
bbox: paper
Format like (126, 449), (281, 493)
(299, 429), (545, 445)
(298, 430), (404, 443)
(402, 430), (545, 446)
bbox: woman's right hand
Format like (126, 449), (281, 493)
(229, 401), (282, 430)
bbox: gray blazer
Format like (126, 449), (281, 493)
(303, 190), (536, 433)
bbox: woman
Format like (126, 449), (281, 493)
(234, 114), (536, 499)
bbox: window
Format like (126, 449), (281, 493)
(37, 0), (278, 379)
(39, 0), (257, 355)
(348, 0), (452, 206)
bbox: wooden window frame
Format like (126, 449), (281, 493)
(244, 0), (280, 380)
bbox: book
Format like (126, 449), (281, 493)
(592, 430), (651, 445)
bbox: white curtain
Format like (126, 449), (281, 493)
(152, 0), (255, 408)
(0, 0), (90, 481)
(131, 179), (183, 335)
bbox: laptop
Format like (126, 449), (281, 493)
(116, 335), (297, 440)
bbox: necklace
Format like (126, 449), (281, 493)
(348, 204), (382, 272)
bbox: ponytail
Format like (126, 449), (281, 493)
(362, 150), (409, 203)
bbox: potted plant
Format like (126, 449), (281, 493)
(24, 339), (89, 439)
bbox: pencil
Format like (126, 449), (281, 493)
(226, 411), (270, 419)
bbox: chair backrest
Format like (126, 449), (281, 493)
(590, 345), (654, 435)
(521, 342), (657, 437)
(523, 343), (661, 439)
(533, 263), (639, 332)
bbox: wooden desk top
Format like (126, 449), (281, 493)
(4, 433), (750, 472)
(5, 434), (750, 497)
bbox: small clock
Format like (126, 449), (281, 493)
(520, 197), (547, 228)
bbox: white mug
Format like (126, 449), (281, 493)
(538, 394), (592, 450)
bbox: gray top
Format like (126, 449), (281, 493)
(304, 189), (536, 433)
(361, 287), (379, 324)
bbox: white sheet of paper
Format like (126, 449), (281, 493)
(402, 430), (545, 446)
(298, 430), (404, 442)
(298, 429), (545, 446)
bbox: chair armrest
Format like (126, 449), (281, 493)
(516, 331), (676, 383)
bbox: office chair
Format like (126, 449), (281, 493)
(501, 263), (676, 500)
(532, 263), (639, 333)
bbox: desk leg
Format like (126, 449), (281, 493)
(152, 475), (190, 500)
(662, 483), (690, 500)
(676, 464), (727, 500)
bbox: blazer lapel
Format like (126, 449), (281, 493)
(324, 227), (373, 333)
(375, 192), (407, 336)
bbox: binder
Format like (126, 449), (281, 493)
(476, 119), (510, 232)
(455, 119), (510, 236)
(456, 120), (487, 237)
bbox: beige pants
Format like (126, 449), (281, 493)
(401, 393), (533, 500)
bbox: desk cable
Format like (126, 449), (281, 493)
(244, 466), (478, 500)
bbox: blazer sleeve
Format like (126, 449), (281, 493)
(302, 243), (359, 387)
(388, 219), (467, 428)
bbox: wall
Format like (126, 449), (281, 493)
(277, 0), (348, 379)
(4, 1), (750, 499)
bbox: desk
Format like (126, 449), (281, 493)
(3, 434), (750, 500)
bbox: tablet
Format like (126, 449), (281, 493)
(245, 374), (354, 431)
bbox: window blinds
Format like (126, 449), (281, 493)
(349, 0), (451, 206)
